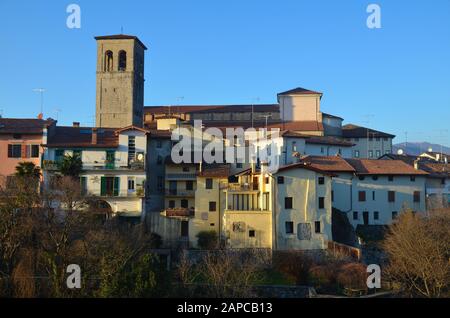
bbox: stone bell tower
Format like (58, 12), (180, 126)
(95, 35), (147, 128)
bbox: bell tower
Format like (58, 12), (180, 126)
(95, 35), (147, 128)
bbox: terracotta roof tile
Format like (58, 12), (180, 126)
(300, 156), (356, 172)
(0, 118), (55, 134)
(46, 126), (118, 148)
(342, 124), (395, 138)
(345, 159), (428, 175)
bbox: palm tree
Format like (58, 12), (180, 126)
(58, 154), (83, 178)
(15, 162), (41, 178)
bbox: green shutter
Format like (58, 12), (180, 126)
(114, 177), (120, 196)
(101, 177), (106, 196)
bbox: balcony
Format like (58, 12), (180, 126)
(42, 160), (145, 171)
(165, 189), (195, 197)
(226, 183), (259, 192)
(166, 173), (197, 180)
(164, 208), (194, 218)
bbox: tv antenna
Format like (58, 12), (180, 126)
(33, 88), (46, 115)
(251, 97), (260, 128)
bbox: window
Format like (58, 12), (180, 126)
(181, 199), (188, 208)
(209, 201), (216, 212)
(392, 211), (398, 219)
(205, 178), (213, 189)
(314, 221), (321, 233)
(376, 150), (381, 158)
(318, 177), (325, 185)
(30, 145), (40, 158)
(318, 197), (325, 209)
(388, 175), (394, 182)
(372, 176), (378, 181)
(410, 176), (416, 182)
(186, 180), (193, 191)
(169, 200), (175, 208)
(265, 177), (269, 184)
(104, 50), (113, 72)
(156, 140), (162, 148)
(100, 176), (119, 197)
(249, 230), (256, 238)
(128, 178), (135, 190)
(320, 147), (324, 154)
(413, 191), (421, 203)
(236, 163), (243, 169)
(359, 176), (365, 181)
(277, 176), (284, 184)
(383, 138), (388, 142)
(388, 191), (395, 202)
(374, 211), (379, 220)
(331, 190), (334, 202)
(353, 212), (358, 220)
(358, 191), (366, 202)
(8, 144), (21, 158)
(292, 141), (297, 152)
(372, 191), (376, 201)
(354, 150), (360, 158)
(118, 50), (127, 71)
(285, 221), (294, 234)
(181, 221), (188, 237)
(369, 150), (374, 158)
(285, 197), (293, 209)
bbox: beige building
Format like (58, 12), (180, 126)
(95, 35), (147, 128)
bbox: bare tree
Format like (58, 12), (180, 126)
(383, 208), (450, 298)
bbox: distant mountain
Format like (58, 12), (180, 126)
(393, 142), (450, 156)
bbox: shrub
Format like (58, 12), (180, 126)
(196, 231), (218, 250)
(336, 263), (367, 291)
(273, 251), (314, 285)
(309, 265), (336, 288)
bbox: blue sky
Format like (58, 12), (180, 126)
(0, 0), (449, 146)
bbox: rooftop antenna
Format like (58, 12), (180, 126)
(54, 108), (62, 121)
(362, 114), (375, 158)
(33, 88), (46, 115)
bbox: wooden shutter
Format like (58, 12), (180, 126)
(100, 177), (106, 196)
(21, 144), (27, 158)
(114, 177), (120, 196)
(8, 144), (12, 157)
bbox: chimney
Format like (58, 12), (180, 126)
(251, 162), (256, 174)
(92, 128), (98, 145)
(73, 122), (80, 127)
(414, 160), (419, 170)
(37, 113), (43, 120)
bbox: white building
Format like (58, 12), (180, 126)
(43, 125), (148, 217)
(342, 124), (395, 159)
(297, 156), (428, 227)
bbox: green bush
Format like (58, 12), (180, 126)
(196, 231), (218, 250)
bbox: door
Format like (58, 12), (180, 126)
(105, 150), (115, 169)
(363, 211), (369, 225)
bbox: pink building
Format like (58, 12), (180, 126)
(0, 118), (55, 186)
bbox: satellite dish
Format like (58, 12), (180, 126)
(428, 147), (433, 153)
(137, 153), (144, 161)
(397, 149), (404, 155)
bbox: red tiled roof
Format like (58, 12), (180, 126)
(418, 162), (450, 178)
(46, 126), (118, 148)
(0, 118), (55, 134)
(342, 124), (395, 138)
(345, 159), (428, 175)
(305, 136), (354, 147)
(198, 164), (230, 178)
(277, 161), (336, 177)
(300, 156), (356, 172)
(144, 104), (279, 114)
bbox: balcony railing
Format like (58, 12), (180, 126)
(165, 189), (195, 197)
(164, 208), (195, 217)
(43, 160), (145, 171)
(166, 173), (197, 180)
(226, 183), (259, 192)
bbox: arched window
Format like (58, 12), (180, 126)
(104, 50), (113, 72)
(118, 50), (127, 71)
